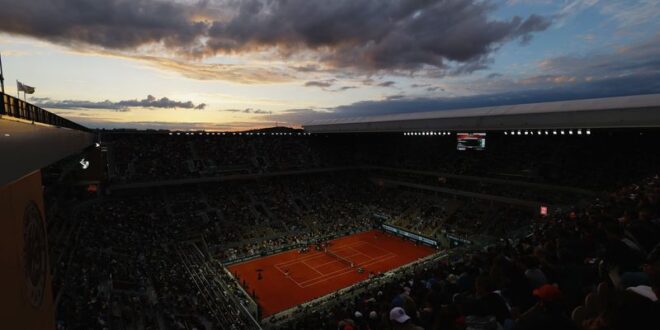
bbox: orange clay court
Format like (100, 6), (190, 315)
(227, 230), (437, 318)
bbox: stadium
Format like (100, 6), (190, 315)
(3, 91), (660, 329)
(1, 1), (660, 330)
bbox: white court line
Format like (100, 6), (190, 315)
(312, 256), (354, 269)
(302, 261), (324, 276)
(310, 251), (364, 269)
(300, 254), (397, 288)
(274, 241), (368, 268)
(347, 246), (378, 259)
(275, 253), (327, 268)
(272, 243), (369, 287)
(296, 242), (396, 286)
(304, 254), (396, 286)
(273, 263), (304, 288)
(271, 240), (399, 289)
(302, 251), (361, 269)
(332, 252), (361, 260)
(298, 252), (396, 286)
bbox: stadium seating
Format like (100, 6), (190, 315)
(46, 131), (660, 329)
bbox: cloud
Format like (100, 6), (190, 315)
(303, 79), (356, 92)
(599, 0), (660, 28)
(538, 35), (660, 78)
(362, 79), (395, 87)
(553, 1), (659, 30)
(410, 83), (444, 92)
(0, 0), (551, 76)
(459, 34), (660, 94)
(208, 0), (551, 73)
(507, 34), (660, 91)
(304, 80), (335, 88)
(0, 0), (208, 53)
(385, 94), (406, 101)
(223, 108), (273, 114)
(268, 72), (660, 125)
(117, 52), (295, 84)
(557, 0), (600, 21)
(34, 95), (206, 111)
(67, 119), (277, 131)
(426, 86), (444, 92)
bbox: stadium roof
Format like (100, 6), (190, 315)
(303, 94), (660, 133)
(1, 92), (94, 186)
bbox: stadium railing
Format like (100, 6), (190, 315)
(1, 92), (89, 131)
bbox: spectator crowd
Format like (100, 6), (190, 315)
(45, 130), (659, 329)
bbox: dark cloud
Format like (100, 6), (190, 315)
(377, 81), (396, 87)
(34, 95), (206, 111)
(362, 79), (395, 87)
(224, 108), (272, 114)
(304, 80), (335, 88)
(293, 64), (323, 72)
(487, 72), (503, 79)
(303, 79), (356, 92)
(0, 0), (551, 74)
(426, 86), (444, 92)
(515, 14), (551, 44)
(410, 83), (443, 92)
(0, 0), (208, 53)
(208, 0), (551, 72)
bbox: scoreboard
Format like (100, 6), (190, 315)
(456, 133), (486, 151)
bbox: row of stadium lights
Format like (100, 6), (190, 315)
(403, 132), (453, 136)
(403, 129), (592, 136)
(166, 130), (591, 137)
(504, 129), (591, 136)
(168, 132), (312, 136)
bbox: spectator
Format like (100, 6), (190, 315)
(390, 307), (423, 330)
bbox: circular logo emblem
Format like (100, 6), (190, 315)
(23, 201), (47, 308)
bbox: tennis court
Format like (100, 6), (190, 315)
(227, 230), (436, 317)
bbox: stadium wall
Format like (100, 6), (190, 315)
(0, 116), (94, 186)
(381, 224), (439, 247)
(0, 171), (55, 329)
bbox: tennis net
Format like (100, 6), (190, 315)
(324, 248), (354, 268)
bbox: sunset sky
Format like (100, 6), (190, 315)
(0, 0), (658, 130)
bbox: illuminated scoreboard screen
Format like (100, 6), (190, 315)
(456, 133), (486, 151)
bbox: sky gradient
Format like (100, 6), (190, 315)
(0, 0), (658, 130)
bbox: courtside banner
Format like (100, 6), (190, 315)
(382, 224), (438, 247)
(0, 171), (55, 329)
